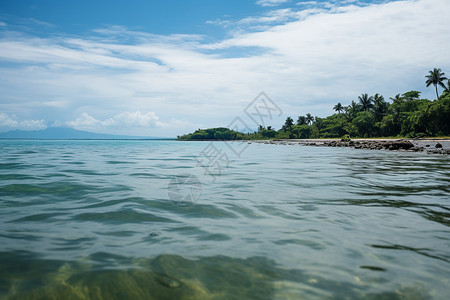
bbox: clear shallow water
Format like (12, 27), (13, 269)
(0, 140), (449, 299)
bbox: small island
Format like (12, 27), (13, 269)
(178, 68), (450, 154)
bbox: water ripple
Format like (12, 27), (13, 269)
(0, 140), (449, 299)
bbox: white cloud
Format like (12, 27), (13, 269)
(103, 111), (162, 128)
(0, 0), (449, 137)
(238, 8), (299, 24)
(62, 111), (200, 136)
(65, 113), (101, 129)
(0, 22), (6, 27)
(18, 119), (47, 131)
(256, 0), (289, 7)
(0, 113), (18, 128)
(0, 113), (47, 131)
(65, 111), (164, 133)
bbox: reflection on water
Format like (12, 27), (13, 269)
(0, 140), (449, 299)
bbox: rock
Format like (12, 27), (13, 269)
(427, 149), (444, 154)
(155, 274), (181, 288)
(435, 142), (443, 148)
(382, 140), (414, 150)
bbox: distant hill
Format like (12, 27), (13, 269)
(0, 127), (172, 140)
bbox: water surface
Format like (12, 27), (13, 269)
(0, 140), (449, 299)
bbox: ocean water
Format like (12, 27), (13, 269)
(0, 140), (449, 299)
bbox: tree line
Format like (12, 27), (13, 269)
(178, 68), (450, 140)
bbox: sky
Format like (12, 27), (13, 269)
(0, 0), (449, 137)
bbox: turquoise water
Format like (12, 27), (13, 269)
(0, 140), (449, 299)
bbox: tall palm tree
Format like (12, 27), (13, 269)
(373, 93), (387, 122)
(443, 79), (450, 95)
(333, 102), (344, 114)
(389, 94), (402, 103)
(345, 101), (361, 120)
(358, 93), (374, 111)
(305, 113), (314, 125)
(373, 93), (384, 104)
(284, 117), (294, 131)
(296, 116), (307, 125)
(425, 68), (447, 100)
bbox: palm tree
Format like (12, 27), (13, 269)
(358, 93), (374, 111)
(389, 94), (402, 103)
(425, 68), (447, 100)
(333, 102), (344, 114)
(305, 113), (314, 125)
(373, 93), (384, 103)
(373, 93), (388, 122)
(443, 79), (450, 95)
(296, 116), (307, 125)
(345, 101), (361, 120)
(284, 117), (294, 131)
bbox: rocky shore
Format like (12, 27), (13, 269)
(247, 139), (450, 155)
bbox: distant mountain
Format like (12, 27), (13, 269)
(0, 127), (172, 140)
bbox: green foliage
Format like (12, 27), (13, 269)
(305, 113), (314, 125)
(276, 132), (290, 139)
(373, 94), (388, 123)
(358, 93), (374, 111)
(291, 125), (311, 139)
(178, 127), (242, 141)
(425, 68), (447, 100)
(402, 90), (421, 101)
(377, 114), (396, 137)
(341, 134), (351, 142)
(344, 101), (361, 121)
(179, 69), (450, 140)
(443, 79), (450, 95)
(296, 116), (307, 125)
(260, 128), (278, 138)
(333, 102), (344, 114)
(284, 117), (294, 131)
(407, 94), (450, 136)
(352, 111), (375, 137)
(314, 114), (347, 138)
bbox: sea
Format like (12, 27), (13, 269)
(0, 139), (449, 299)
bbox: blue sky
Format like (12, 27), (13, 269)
(1, 0), (256, 37)
(1, 0), (449, 137)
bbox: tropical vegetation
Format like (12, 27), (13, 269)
(178, 69), (450, 140)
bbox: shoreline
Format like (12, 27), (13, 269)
(243, 138), (450, 155)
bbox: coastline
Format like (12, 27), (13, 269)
(243, 138), (450, 155)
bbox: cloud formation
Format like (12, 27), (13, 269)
(0, 0), (449, 136)
(0, 113), (47, 131)
(256, 0), (290, 7)
(65, 111), (162, 133)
